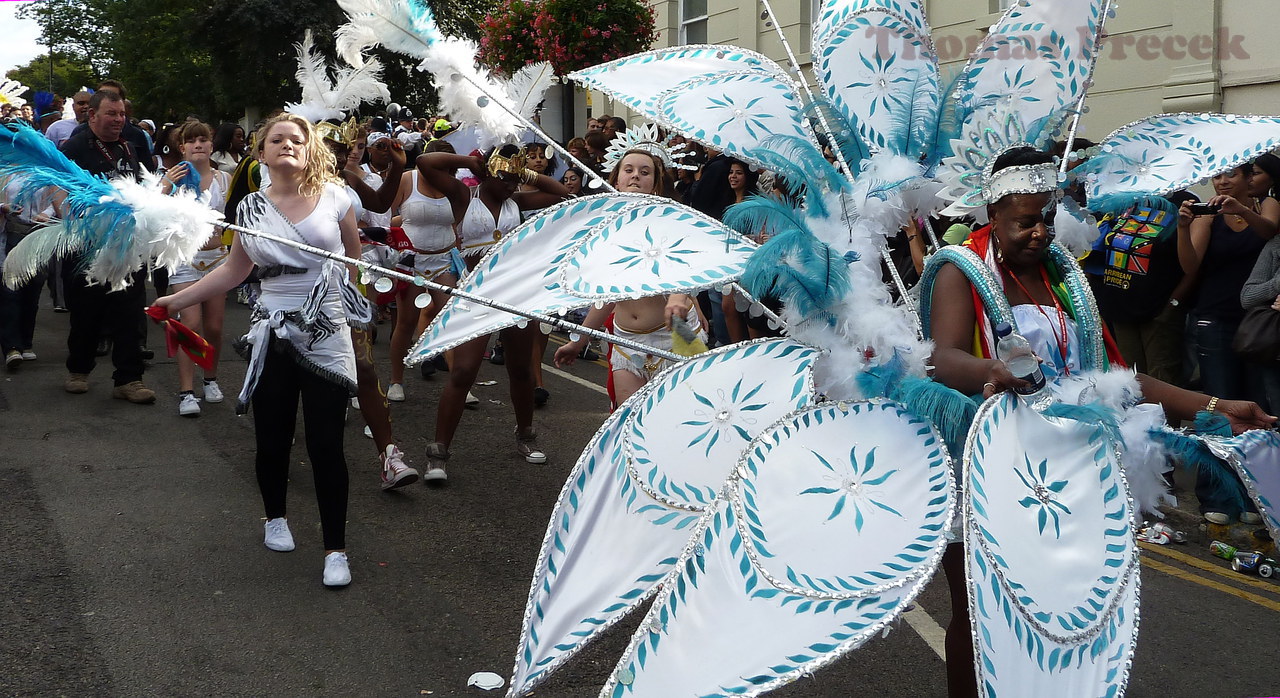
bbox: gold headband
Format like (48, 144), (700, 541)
(315, 117), (360, 148)
(487, 148), (528, 179)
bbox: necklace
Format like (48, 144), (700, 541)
(1000, 261), (1072, 375)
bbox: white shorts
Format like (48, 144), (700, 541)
(609, 314), (705, 381)
(169, 248), (229, 285)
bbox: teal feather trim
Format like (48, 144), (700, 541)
(722, 195), (811, 241)
(1148, 427), (1248, 514)
(741, 228), (849, 324)
(924, 71), (967, 172)
(1194, 409), (1233, 437)
(801, 99), (870, 176)
(1043, 402), (1126, 448)
(753, 134), (844, 218)
(882, 65), (940, 161)
(855, 354), (978, 459)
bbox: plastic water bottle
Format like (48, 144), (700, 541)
(994, 322), (1046, 396)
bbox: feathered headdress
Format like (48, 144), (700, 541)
(284, 29), (391, 124)
(335, 0), (541, 148)
(0, 79), (29, 109)
(602, 123), (697, 173)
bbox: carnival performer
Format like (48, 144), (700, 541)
(161, 121), (231, 417)
(553, 146), (701, 406)
(153, 113), (370, 587)
(926, 147), (1276, 697)
(318, 118), (421, 491)
(416, 145), (569, 481)
(384, 138), (462, 404)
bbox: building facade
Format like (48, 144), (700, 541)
(587, 0), (1279, 147)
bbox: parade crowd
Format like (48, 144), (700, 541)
(3, 80), (1279, 587)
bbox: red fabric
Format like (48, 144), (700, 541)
(604, 314), (617, 412)
(144, 306), (216, 370)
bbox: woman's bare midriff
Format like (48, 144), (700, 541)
(613, 296), (668, 334)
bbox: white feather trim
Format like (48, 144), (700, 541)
(505, 62), (556, 122)
(0, 79), (28, 108)
(88, 174), (225, 290)
(1052, 197), (1100, 259)
(421, 37), (526, 148)
(335, 0), (444, 68)
(286, 29), (390, 123)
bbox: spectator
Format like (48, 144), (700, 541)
(211, 122), (247, 174)
(70, 81), (154, 171)
(602, 116), (626, 141)
(45, 91), (90, 146)
(584, 132), (609, 175)
(560, 166), (585, 196)
(1091, 191), (1199, 385)
(1240, 153), (1280, 412)
(565, 136), (588, 165)
(57, 90), (155, 404)
(586, 117), (603, 133)
(1177, 161), (1280, 523)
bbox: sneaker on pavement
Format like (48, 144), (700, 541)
(95, 338), (111, 357)
(64, 373), (90, 394)
(380, 444), (420, 490)
(387, 383), (406, 402)
(420, 359), (437, 379)
(323, 551), (351, 587)
(489, 343), (505, 365)
(20, 350), (36, 361)
(203, 380), (224, 403)
(139, 346), (155, 360)
(516, 427), (548, 464)
(178, 392), (201, 417)
(465, 391), (480, 407)
(113, 381), (157, 404)
(264, 518), (295, 552)
(5, 350), (22, 371)
(1240, 512), (1263, 525)
(363, 425), (373, 439)
(53, 305), (68, 313)
(1204, 511), (1231, 525)
(422, 442), (449, 485)
(533, 386), (550, 407)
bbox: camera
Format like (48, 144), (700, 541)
(1188, 202), (1221, 216)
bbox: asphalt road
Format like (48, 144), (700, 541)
(2, 294), (1279, 697)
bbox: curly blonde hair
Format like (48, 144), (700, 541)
(253, 113), (338, 198)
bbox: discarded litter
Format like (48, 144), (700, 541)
(476, 380), (498, 386)
(466, 672), (505, 690)
(1136, 522), (1185, 545)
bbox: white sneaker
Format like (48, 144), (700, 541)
(264, 518), (295, 552)
(20, 350), (36, 361)
(178, 393), (201, 417)
(203, 380), (224, 403)
(387, 383), (406, 402)
(422, 442), (449, 484)
(380, 444), (420, 490)
(1240, 512), (1263, 525)
(323, 551), (351, 587)
(516, 427), (548, 464)
(350, 396), (360, 409)
(465, 391), (480, 406)
(363, 425), (373, 439)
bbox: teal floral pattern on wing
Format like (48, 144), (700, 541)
(1014, 455), (1072, 538)
(800, 445), (904, 532)
(681, 376), (770, 457)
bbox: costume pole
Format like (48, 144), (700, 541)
(453, 69), (789, 333)
(756, 0), (921, 329)
(1058, 0), (1115, 174)
(216, 221), (684, 362)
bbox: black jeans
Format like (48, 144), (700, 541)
(62, 259), (146, 386)
(0, 224), (42, 352)
(251, 340), (350, 551)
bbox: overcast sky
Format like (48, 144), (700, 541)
(1, 3), (48, 78)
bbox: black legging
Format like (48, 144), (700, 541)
(251, 339), (350, 551)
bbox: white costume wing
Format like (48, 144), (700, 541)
(813, 0), (939, 155)
(598, 402), (954, 697)
(965, 394), (1139, 698)
(508, 339), (819, 697)
(407, 193), (754, 363)
(960, 0), (1109, 130)
(569, 46), (817, 170)
(1204, 429), (1280, 545)
(1081, 114), (1280, 212)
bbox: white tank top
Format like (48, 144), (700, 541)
(399, 171), (456, 252)
(203, 169), (229, 214)
(458, 185), (521, 255)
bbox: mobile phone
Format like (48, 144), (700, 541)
(1188, 202), (1221, 216)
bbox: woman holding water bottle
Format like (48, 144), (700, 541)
(924, 146), (1274, 698)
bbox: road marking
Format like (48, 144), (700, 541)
(542, 364), (608, 395)
(903, 606), (947, 659)
(1141, 557), (1280, 613)
(1139, 541), (1280, 594)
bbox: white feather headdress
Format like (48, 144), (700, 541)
(284, 29), (391, 124)
(0, 79), (29, 109)
(603, 123), (697, 173)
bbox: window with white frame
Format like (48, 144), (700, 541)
(680, 0), (708, 45)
